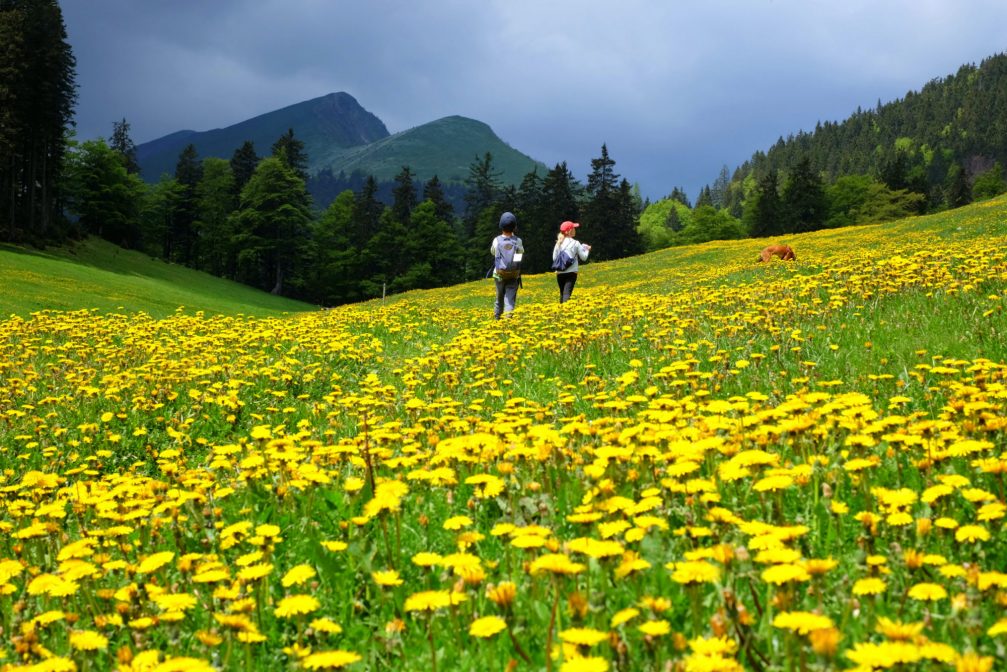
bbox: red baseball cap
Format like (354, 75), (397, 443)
(560, 221), (579, 233)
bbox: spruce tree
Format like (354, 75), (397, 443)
(233, 157), (311, 295)
(0, 0), (76, 241)
(423, 175), (455, 226)
(463, 152), (502, 242)
(743, 169), (783, 238)
(173, 144), (202, 265)
(271, 128), (309, 181)
(391, 166), (417, 226)
(583, 144), (640, 260)
(194, 157), (237, 276)
(109, 117), (139, 174)
(230, 140), (259, 195)
(781, 157), (826, 233)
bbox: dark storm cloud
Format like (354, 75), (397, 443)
(62, 1), (1007, 200)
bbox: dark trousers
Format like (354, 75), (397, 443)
(556, 272), (577, 303)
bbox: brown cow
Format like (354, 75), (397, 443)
(758, 244), (795, 262)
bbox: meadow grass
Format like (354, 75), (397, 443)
(0, 237), (313, 318)
(1, 196), (1007, 671)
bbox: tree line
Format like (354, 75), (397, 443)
(62, 124), (646, 305)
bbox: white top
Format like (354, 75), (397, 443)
(552, 237), (590, 273)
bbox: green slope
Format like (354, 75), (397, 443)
(320, 115), (547, 184)
(0, 238), (314, 318)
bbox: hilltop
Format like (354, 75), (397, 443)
(135, 92), (545, 188)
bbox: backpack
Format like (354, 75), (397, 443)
(551, 241), (575, 272)
(494, 235), (522, 280)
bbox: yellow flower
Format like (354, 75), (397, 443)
(237, 563), (274, 582)
(875, 617), (925, 641)
(301, 650), (363, 669)
(907, 582), (947, 602)
(773, 611), (834, 635)
(321, 541), (348, 552)
(954, 525), (990, 543)
(275, 594), (322, 618)
(443, 515), (473, 530)
(487, 581), (517, 608)
(638, 620), (671, 636)
(282, 564), (317, 588)
(611, 608), (640, 628)
(954, 653), (994, 672)
(559, 627), (608, 646)
(69, 629), (108, 651)
(469, 615), (507, 638)
(372, 570), (403, 587)
(136, 551), (175, 574)
(560, 658), (609, 672)
(668, 560), (721, 585)
(852, 578), (887, 595)
(404, 590), (467, 613)
(309, 618), (343, 635)
(529, 553), (586, 576)
(761, 563), (810, 585)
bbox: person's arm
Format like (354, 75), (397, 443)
(577, 241), (590, 261)
(490, 236), (498, 255)
(517, 237), (525, 254)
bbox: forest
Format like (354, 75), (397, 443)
(3, 0), (1006, 307)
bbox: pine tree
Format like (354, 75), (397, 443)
(64, 139), (144, 247)
(194, 157), (237, 276)
(463, 152), (502, 241)
(230, 140), (259, 195)
(0, 0), (76, 241)
(391, 166), (417, 226)
(583, 144), (640, 260)
(423, 175), (455, 227)
(310, 189), (361, 305)
(781, 157), (826, 233)
(271, 128), (308, 181)
(351, 176), (384, 249)
(109, 117), (139, 174)
(743, 169), (783, 238)
(172, 144), (202, 265)
(233, 157), (311, 295)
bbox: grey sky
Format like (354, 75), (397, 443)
(62, 0), (1007, 201)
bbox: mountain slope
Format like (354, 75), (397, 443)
(136, 92), (390, 181)
(320, 115), (546, 184)
(0, 238), (313, 318)
(136, 94), (546, 188)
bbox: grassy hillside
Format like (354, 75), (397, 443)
(2, 196), (1006, 671)
(320, 115), (547, 184)
(0, 237), (314, 317)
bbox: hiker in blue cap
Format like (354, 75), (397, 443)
(490, 212), (524, 319)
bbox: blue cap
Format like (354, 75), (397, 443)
(499, 212), (517, 230)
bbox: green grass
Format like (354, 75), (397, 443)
(0, 237), (314, 318)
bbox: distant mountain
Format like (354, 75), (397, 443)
(136, 92), (545, 190)
(136, 92), (390, 181)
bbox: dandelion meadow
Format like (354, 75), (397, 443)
(2, 197), (1007, 671)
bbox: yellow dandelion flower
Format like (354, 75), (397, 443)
(69, 629), (108, 651)
(300, 650), (363, 669)
(372, 570), (403, 587)
(559, 627), (608, 646)
(275, 594), (322, 618)
(852, 578), (887, 596)
(638, 620), (671, 637)
(282, 564), (317, 588)
(469, 616), (507, 638)
(560, 658), (609, 672)
(907, 582), (947, 601)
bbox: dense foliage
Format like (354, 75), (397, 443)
(0, 0), (76, 243)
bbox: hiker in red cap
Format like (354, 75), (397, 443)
(551, 220), (591, 303)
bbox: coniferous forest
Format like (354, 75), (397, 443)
(3, 0), (1007, 307)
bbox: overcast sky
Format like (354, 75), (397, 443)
(62, 0), (1007, 201)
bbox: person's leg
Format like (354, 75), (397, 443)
(502, 280), (518, 316)
(494, 278), (505, 319)
(556, 273), (564, 302)
(560, 273), (577, 303)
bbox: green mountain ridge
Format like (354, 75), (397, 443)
(136, 92), (545, 187)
